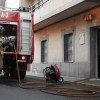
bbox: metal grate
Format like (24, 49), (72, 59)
(64, 33), (73, 62)
(41, 40), (47, 63)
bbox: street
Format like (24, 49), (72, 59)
(0, 75), (100, 100)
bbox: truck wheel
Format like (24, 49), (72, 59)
(19, 71), (26, 79)
(4, 72), (9, 76)
(10, 70), (26, 79)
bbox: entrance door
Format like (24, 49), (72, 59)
(97, 28), (100, 78)
(90, 26), (100, 78)
(90, 27), (96, 78)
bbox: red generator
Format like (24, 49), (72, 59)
(43, 65), (64, 83)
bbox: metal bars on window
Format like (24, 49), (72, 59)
(64, 33), (73, 62)
(41, 40), (47, 63)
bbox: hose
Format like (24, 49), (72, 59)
(13, 42), (21, 84)
(13, 43), (100, 97)
(40, 87), (100, 97)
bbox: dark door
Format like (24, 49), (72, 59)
(97, 28), (100, 78)
(90, 27), (96, 77)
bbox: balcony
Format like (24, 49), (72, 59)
(33, 0), (100, 32)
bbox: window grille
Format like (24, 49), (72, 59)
(64, 33), (73, 62)
(41, 40), (47, 62)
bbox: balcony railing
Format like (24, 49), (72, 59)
(0, 5), (31, 12)
(29, 0), (49, 12)
(0, 0), (49, 12)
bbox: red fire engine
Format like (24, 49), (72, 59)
(0, 10), (34, 79)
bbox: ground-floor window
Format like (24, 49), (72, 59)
(41, 40), (47, 63)
(64, 33), (73, 62)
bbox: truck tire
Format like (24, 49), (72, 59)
(4, 72), (9, 76)
(19, 71), (26, 79)
(10, 70), (26, 79)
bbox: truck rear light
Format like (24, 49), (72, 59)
(21, 56), (27, 60)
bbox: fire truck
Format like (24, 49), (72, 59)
(0, 10), (34, 79)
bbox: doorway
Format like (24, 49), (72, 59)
(97, 28), (100, 78)
(90, 26), (100, 78)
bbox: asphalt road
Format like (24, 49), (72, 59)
(0, 75), (100, 100)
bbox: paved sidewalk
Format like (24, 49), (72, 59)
(76, 78), (100, 87)
(26, 71), (100, 87)
(26, 71), (85, 81)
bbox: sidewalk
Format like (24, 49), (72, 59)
(76, 78), (100, 87)
(26, 71), (100, 87)
(26, 71), (85, 82)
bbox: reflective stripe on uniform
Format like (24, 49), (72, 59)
(0, 51), (4, 54)
(0, 38), (2, 43)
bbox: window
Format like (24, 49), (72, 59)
(41, 40), (47, 63)
(64, 33), (73, 62)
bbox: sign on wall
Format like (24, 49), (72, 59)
(79, 32), (85, 45)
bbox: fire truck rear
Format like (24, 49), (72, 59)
(0, 10), (34, 79)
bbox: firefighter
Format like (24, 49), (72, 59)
(0, 25), (4, 82)
(12, 26), (17, 36)
(12, 26), (17, 50)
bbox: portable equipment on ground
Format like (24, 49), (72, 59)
(43, 65), (64, 83)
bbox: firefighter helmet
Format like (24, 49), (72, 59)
(0, 25), (4, 34)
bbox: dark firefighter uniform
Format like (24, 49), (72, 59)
(0, 25), (4, 80)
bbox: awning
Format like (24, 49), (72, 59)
(34, 0), (100, 32)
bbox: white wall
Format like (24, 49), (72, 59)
(5, 0), (36, 8)
(0, 0), (5, 7)
(34, 0), (73, 20)
(5, 0), (19, 8)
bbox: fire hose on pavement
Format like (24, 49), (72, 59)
(13, 43), (100, 98)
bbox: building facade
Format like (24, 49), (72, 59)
(5, 0), (36, 9)
(0, 0), (5, 9)
(5, 0), (100, 79)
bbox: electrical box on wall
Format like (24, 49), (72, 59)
(79, 32), (85, 45)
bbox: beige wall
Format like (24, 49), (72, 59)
(34, 14), (87, 63)
(34, 7), (100, 63)
(19, 0), (34, 7)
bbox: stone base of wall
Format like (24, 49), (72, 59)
(32, 62), (90, 78)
